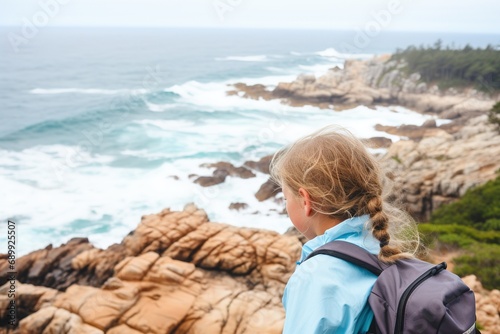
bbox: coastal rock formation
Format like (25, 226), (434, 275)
(244, 155), (273, 175)
(255, 178), (281, 202)
(0, 204), (301, 333)
(380, 115), (500, 220)
(0, 237), (125, 292)
(462, 275), (500, 334)
(194, 161), (256, 187)
(228, 55), (497, 124)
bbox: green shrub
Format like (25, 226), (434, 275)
(489, 101), (500, 130)
(418, 223), (500, 289)
(430, 176), (500, 230)
(418, 224), (500, 248)
(454, 243), (500, 290)
(417, 174), (500, 289)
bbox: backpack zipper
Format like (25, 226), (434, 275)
(394, 262), (447, 333)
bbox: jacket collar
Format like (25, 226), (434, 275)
(299, 215), (374, 262)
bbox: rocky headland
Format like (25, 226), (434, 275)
(228, 55), (495, 125)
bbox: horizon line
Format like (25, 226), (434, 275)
(0, 24), (499, 36)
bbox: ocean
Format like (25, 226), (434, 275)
(1, 27), (498, 255)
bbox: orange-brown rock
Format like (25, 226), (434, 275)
(1, 204), (301, 333)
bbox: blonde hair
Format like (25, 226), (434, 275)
(270, 125), (419, 263)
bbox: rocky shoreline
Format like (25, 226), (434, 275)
(2, 55), (500, 333)
(227, 55), (496, 124)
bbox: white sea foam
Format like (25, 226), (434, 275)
(30, 88), (148, 95)
(315, 47), (373, 59)
(145, 101), (182, 112)
(0, 146), (289, 255)
(134, 119), (195, 131)
(164, 79), (294, 112)
(216, 55), (269, 62)
(298, 63), (343, 77)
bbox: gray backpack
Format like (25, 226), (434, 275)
(305, 241), (479, 334)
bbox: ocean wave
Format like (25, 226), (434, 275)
(164, 79), (296, 112)
(216, 55), (269, 62)
(135, 119), (195, 130)
(30, 88), (148, 95)
(315, 47), (373, 59)
(298, 63), (344, 76)
(145, 101), (182, 112)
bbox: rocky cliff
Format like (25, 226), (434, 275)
(379, 115), (500, 220)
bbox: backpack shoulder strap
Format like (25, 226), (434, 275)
(303, 240), (389, 276)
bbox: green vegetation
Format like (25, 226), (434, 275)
(430, 176), (500, 231)
(392, 41), (500, 92)
(391, 155), (402, 164)
(418, 175), (500, 290)
(489, 101), (500, 130)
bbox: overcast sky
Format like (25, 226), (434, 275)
(1, 0), (499, 34)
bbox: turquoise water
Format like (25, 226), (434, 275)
(1, 27), (498, 255)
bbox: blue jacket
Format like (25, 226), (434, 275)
(282, 215), (380, 334)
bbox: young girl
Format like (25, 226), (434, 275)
(270, 125), (419, 334)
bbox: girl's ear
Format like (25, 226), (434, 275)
(298, 187), (313, 217)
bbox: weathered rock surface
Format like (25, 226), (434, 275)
(228, 202), (249, 211)
(255, 178), (281, 202)
(365, 136), (393, 149)
(194, 162), (256, 187)
(0, 237), (125, 292)
(244, 155), (273, 175)
(380, 115), (500, 220)
(0, 204), (301, 333)
(462, 275), (500, 334)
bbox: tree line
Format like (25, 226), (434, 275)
(392, 40), (500, 92)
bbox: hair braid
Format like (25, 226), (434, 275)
(367, 196), (403, 262)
